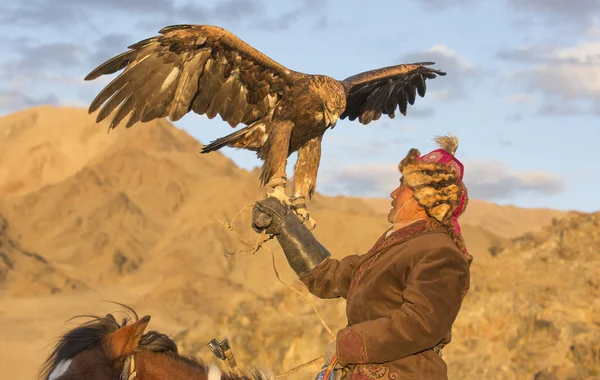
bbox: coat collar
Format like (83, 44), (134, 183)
(368, 218), (446, 255)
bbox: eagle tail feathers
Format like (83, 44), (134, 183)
(200, 122), (267, 153)
(200, 128), (249, 153)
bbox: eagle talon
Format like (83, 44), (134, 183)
(294, 207), (316, 230)
(291, 195), (307, 209)
(266, 185), (293, 206)
(266, 176), (288, 189)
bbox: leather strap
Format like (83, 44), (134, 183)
(120, 355), (137, 380)
(322, 354), (338, 380)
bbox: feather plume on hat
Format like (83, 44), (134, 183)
(434, 134), (459, 155)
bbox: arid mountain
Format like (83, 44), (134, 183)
(447, 211), (600, 379)
(0, 106), (590, 380)
(0, 214), (85, 297)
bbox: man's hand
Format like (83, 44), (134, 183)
(252, 197), (290, 235)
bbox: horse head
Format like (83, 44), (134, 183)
(40, 307), (274, 380)
(39, 312), (151, 380)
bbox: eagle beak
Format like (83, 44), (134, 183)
(328, 111), (338, 129)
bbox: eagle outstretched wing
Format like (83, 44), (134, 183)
(85, 25), (303, 130)
(340, 62), (446, 124)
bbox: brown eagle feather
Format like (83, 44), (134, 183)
(84, 24), (446, 225)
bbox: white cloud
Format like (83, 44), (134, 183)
(497, 43), (556, 63)
(503, 40), (600, 113)
(3, 0), (327, 33)
(554, 42), (600, 63)
(506, 0), (600, 30)
(504, 94), (534, 104)
(413, 0), (477, 11)
(427, 45), (476, 70)
(531, 65), (600, 102)
(530, 42), (600, 100)
(587, 22), (600, 37)
(59, 98), (90, 108)
(463, 160), (566, 200)
(407, 107), (436, 118)
(318, 163), (400, 198)
(537, 102), (583, 116)
(317, 160), (566, 202)
(400, 45), (481, 102)
(0, 90), (59, 112)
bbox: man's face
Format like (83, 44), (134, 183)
(387, 177), (416, 223)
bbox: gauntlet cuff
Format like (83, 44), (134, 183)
(276, 210), (331, 276)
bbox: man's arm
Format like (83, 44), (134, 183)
(299, 255), (361, 299)
(334, 246), (470, 365)
(252, 198), (361, 299)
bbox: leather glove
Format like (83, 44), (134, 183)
(251, 197), (290, 235)
(251, 196), (331, 277)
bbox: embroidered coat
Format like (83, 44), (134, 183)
(300, 218), (471, 380)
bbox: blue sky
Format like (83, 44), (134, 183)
(0, 0), (598, 211)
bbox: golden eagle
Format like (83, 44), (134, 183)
(85, 25), (446, 229)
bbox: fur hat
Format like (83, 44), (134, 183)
(398, 134), (471, 262)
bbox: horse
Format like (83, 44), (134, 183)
(39, 306), (274, 380)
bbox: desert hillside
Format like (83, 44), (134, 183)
(447, 211), (600, 379)
(1, 106), (594, 380)
(0, 214), (85, 297)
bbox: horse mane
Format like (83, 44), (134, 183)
(39, 303), (146, 380)
(39, 313), (124, 379)
(139, 330), (179, 353)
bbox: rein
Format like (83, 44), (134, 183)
(209, 337), (326, 379)
(121, 340), (325, 380)
(321, 355), (338, 380)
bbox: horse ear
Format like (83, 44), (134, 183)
(105, 315), (151, 358)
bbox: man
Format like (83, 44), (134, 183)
(252, 135), (472, 380)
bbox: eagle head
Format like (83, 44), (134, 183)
(308, 75), (346, 129)
(319, 79), (346, 129)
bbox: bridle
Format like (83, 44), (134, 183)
(120, 354), (137, 380)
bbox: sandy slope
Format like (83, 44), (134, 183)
(0, 106), (578, 379)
